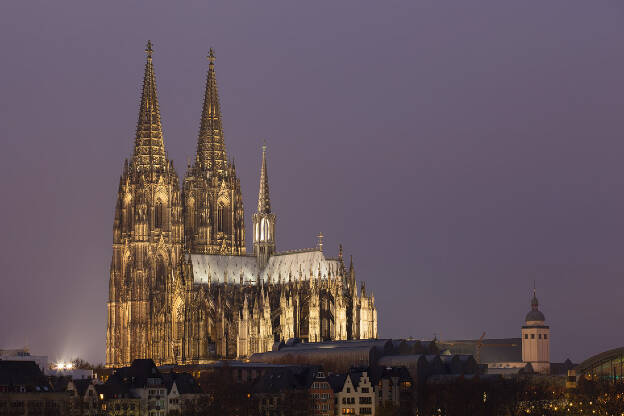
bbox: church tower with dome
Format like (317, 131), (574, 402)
(521, 287), (550, 374)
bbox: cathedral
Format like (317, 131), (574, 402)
(105, 42), (378, 368)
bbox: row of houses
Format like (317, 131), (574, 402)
(0, 339), (496, 415)
(0, 359), (200, 416)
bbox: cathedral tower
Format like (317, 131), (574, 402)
(107, 42), (184, 367)
(521, 287), (550, 374)
(253, 144), (276, 269)
(183, 49), (245, 255)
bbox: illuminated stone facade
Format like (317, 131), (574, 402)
(106, 43), (377, 367)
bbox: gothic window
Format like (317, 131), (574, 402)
(188, 199), (195, 230)
(217, 203), (225, 233)
(155, 258), (166, 292)
(123, 202), (132, 231)
(124, 262), (132, 287)
(176, 321), (183, 340)
(261, 217), (269, 241)
(154, 200), (164, 229)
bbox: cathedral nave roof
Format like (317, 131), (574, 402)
(191, 249), (342, 285)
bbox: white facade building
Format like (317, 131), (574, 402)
(333, 371), (376, 416)
(0, 348), (48, 372)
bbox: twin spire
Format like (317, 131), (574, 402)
(197, 48), (227, 173)
(130, 42), (272, 213)
(132, 40), (167, 173)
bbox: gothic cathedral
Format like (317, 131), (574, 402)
(106, 42), (377, 367)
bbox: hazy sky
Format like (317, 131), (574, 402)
(1, 0), (623, 364)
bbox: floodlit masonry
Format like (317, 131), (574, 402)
(106, 42), (377, 367)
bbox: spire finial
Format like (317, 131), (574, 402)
(317, 232), (324, 252)
(145, 40), (153, 59)
(531, 281), (539, 310)
(208, 48), (215, 65)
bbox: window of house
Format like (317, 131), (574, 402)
(539, 334), (542, 339)
(544, 334), (548, 339)
(361, 407), (372, 414)
(524, 334), (528, 339)
(531, 334), (535, 339)
(346, 388), (350, 393)
(361, 387), (369, 393)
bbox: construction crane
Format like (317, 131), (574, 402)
(475, 332), (486, 364)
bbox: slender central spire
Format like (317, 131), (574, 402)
(132, 40), (167, 173)
(257, 143), (271, 213)
(196, 48), (227, 173)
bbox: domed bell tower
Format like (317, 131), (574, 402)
(521, 286), (550, 374)
(253, 144), (276, 269)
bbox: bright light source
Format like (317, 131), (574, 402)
(66, 363), (73, 370)
(57, 362), (65, 370)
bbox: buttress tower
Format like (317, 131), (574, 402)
(107, 41), (184, 367)
(183, 49), (245, 255)
(253, 144), (276, 269)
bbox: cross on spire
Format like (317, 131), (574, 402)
(145, 40), (153, 58)
(209, 48), (215, 65)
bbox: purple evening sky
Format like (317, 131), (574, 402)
(1, 0), (623, 364)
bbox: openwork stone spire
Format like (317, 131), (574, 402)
(253, 143), (275, 268)
(196, 48), (227, 173)
(257, 143), (271, 213)
(132, 40), (167, 173)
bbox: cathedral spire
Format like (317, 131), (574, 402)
(257, 143), (271, 213)
(196, 48), (227, 173)
(132, 40), (167, 173)
(253, 144), (276, 269)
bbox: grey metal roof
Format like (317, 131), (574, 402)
(525, 310), (545, 322)
(439, 338), (522, 364)
(191, 249), (341, 284)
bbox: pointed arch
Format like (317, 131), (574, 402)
(187, 196), (196, 231)
(154, 255), (166, 293)
(123, 194), (133, 232)
(154, 199), (163, 229)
